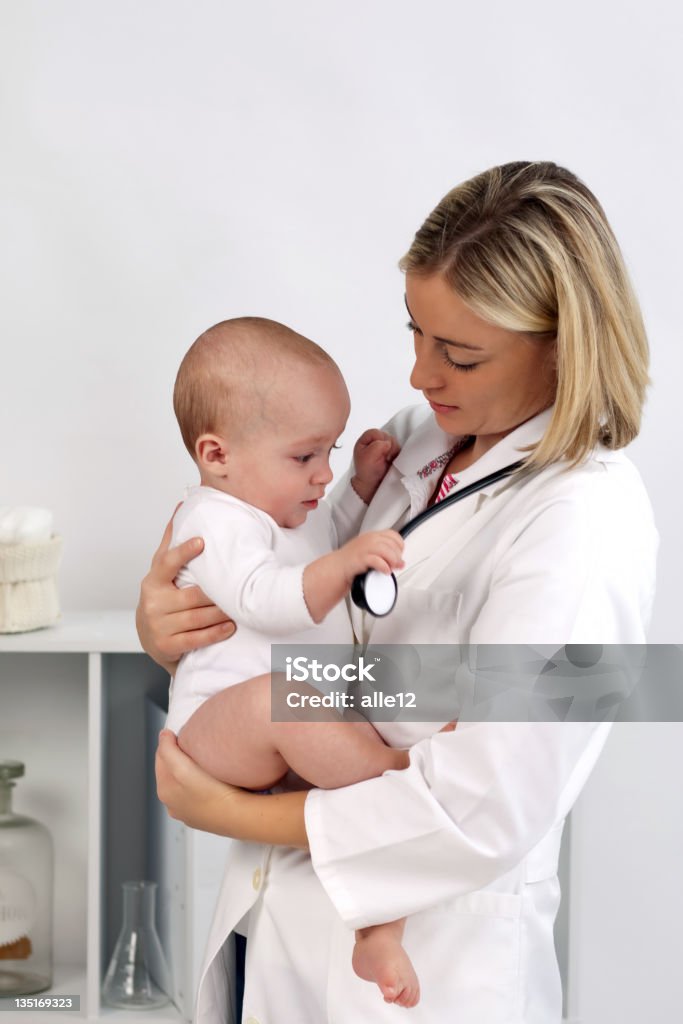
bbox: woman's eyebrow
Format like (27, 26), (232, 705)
(404, 296), (484, 352)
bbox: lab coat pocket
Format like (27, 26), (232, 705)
(364, 583), (463, 645)
(405, 891), (523, 1022)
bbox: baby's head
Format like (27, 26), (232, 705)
(174, 317), (350, 528)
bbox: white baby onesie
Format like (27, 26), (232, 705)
(166, 485), (354, 734)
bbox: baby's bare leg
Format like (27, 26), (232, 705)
(353, 918), (420, 1008)
(177, 673), (408, 791)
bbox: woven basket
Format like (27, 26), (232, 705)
(0, 536), (63, 633)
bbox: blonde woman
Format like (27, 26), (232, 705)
(139, 161), (657, 1023)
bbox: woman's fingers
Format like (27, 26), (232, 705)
(171, 584), (223, 612)
(155, 730), (242, 834)
(153, 535), (204, 583)
(156, 730), (206, 823)
(149, 508), (179, 566)
(161, 617), (235, 658)
(162, 590), (234, 636)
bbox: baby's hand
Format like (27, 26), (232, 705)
(339, 530), (405, 580)
(351, 429), (401, 505)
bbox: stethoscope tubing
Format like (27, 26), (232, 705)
(351, 459), (527, 617)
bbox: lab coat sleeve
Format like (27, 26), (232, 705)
(173, 504), (315, 635)
(305, 468), (653, 928)
(306, 721), (608, 928)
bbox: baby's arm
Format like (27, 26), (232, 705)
(302, 530), (403, 623)
(175, 501), (403, 632)
(173, 501), (322, 635)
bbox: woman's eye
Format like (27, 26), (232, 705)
(408, 320), (477, 371)
(441, 348), (478, 372)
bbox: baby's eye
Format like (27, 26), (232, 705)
(294, 454), (314, 464)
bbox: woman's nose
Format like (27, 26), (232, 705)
(410, 342), (444, 392)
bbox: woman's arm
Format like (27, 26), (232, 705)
(135, 511), (235, 675)
(155, 730), (308, 847)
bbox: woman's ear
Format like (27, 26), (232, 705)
(195, 434), (229, 477)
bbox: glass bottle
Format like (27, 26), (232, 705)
(102, 881), (171, 1010)
(0, 760), (53, 996)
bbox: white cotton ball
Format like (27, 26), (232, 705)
(0, 507), (54, 545)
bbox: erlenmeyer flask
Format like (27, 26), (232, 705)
(102, 881), (171, 1010)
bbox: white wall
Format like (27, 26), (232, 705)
(570, 724), (683, 1024)
(1, 0), (681, 640)
(2, 4), (681, 1021)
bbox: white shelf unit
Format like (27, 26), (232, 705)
(0, 612), (228, 1023)
(8, 616), (676, 1023)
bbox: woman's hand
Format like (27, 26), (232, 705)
(156, 730), (309, 848)
(136, 510), (236, 675)
(156, 730), (246, 834)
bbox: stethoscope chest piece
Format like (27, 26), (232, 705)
(350, 568), (398, 617)
(351, 458), (525, 618)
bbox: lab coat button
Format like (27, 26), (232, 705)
(252, 867), (262, 890)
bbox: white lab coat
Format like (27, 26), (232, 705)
(194, 406), (658, 1024)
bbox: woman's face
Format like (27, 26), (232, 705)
(406, 272), (557, 451)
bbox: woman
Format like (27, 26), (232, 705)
(139, 161), (657, 1023)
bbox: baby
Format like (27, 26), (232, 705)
(168, 317), (420, 1008)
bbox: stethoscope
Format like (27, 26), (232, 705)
(351, 459), (526, 617)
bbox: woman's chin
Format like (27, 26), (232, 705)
(429, 404), (465, 433)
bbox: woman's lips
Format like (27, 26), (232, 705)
(428, 400), (460, 414)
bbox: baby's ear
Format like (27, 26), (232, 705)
(195, 433), (229, 475)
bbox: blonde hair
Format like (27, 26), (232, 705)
(173, 317), (340, 459)
(400, 161), (650, 467)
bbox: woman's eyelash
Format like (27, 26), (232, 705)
(441, 350), (477, 372)
(407, 320), (477, 372)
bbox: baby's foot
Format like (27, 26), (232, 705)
(352, 924), (420, 1008)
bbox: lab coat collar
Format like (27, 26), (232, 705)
(391, 411), (460, 480)
(449, 406), (554, 496)
(393, 404), (556, 498)
(356, 411), (459, 536)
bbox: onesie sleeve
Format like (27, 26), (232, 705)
(173, 501), (316, 635)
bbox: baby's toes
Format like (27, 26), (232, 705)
(396, 982), (420, 1009)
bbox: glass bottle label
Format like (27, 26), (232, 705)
(0, 869), (37, 947)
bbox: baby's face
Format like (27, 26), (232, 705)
(225, 364), (351, 528)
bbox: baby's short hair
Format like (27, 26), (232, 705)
(173, 317), (340, 459)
